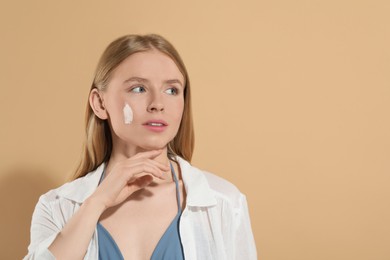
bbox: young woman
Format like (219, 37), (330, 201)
(25, 34), (257, 260)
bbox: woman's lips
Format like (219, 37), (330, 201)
(143, 120), (168, 132)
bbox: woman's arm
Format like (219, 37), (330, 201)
(234, 194), (258, 259)
(25, 150), (169, 260)
(47, 197), (105, 259)
(24, 194), (61, 260)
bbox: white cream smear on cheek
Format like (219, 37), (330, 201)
(123, 103), (133, 124)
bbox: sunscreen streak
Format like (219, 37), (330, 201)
(123, 103), (133, 124)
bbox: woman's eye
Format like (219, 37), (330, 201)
(131, 86), (145, 93)
(165, 87), (178, 95)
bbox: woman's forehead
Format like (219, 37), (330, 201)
(111, 50), (185, 84)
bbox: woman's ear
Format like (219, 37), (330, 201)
(89, 88), (108, 120)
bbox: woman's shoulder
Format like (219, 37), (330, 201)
(36, 177), (83, 205)
(177, 157), (245, 207)
(201, 170), (242, 199)
(38, 164), (105, 204)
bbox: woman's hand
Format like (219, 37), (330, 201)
(89, 149), (170, 210)
(47, 150), (169, 259)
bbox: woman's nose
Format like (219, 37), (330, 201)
(147, 93), (164, 112)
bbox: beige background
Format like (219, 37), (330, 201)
(1, 0), (389, 259)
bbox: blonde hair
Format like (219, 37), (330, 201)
(73, 34), (194, 179)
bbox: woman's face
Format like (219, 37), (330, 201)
(100, 49), (185, 151)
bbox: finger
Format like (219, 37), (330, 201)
(132, 149), (163, 160)
(146, 159), (170, 171)
(132, 175), (153, 189)
(124, 164), (165, 181)
(125, 175), (153, 195)
(123, 158), (170, 176)
(124, 158), (170, 173)
(112, 175), (153, 205)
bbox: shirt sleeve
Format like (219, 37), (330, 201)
(234, 194), (258, 259)
(23, 195), (58, 260)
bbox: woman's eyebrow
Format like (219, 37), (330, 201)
(123, 77), (149, 84)
(124, 77), (183, 87)
(165, 79), (184, 87)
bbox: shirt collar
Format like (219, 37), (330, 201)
(57, 157), (217, 207)
(176, 157), (217, 207)
(57, 163), (105, 203)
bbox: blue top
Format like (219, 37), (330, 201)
(96, 163), (185, 260)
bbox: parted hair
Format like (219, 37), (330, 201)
(73, 34), (194, 179)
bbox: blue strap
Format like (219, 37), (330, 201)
(170, 162), (182, 212)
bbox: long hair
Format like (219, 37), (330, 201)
(73, 34), (194, 179)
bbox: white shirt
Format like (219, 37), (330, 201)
(24, 157), (257, 259)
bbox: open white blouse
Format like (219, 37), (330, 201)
(25, 157), (257, 260)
